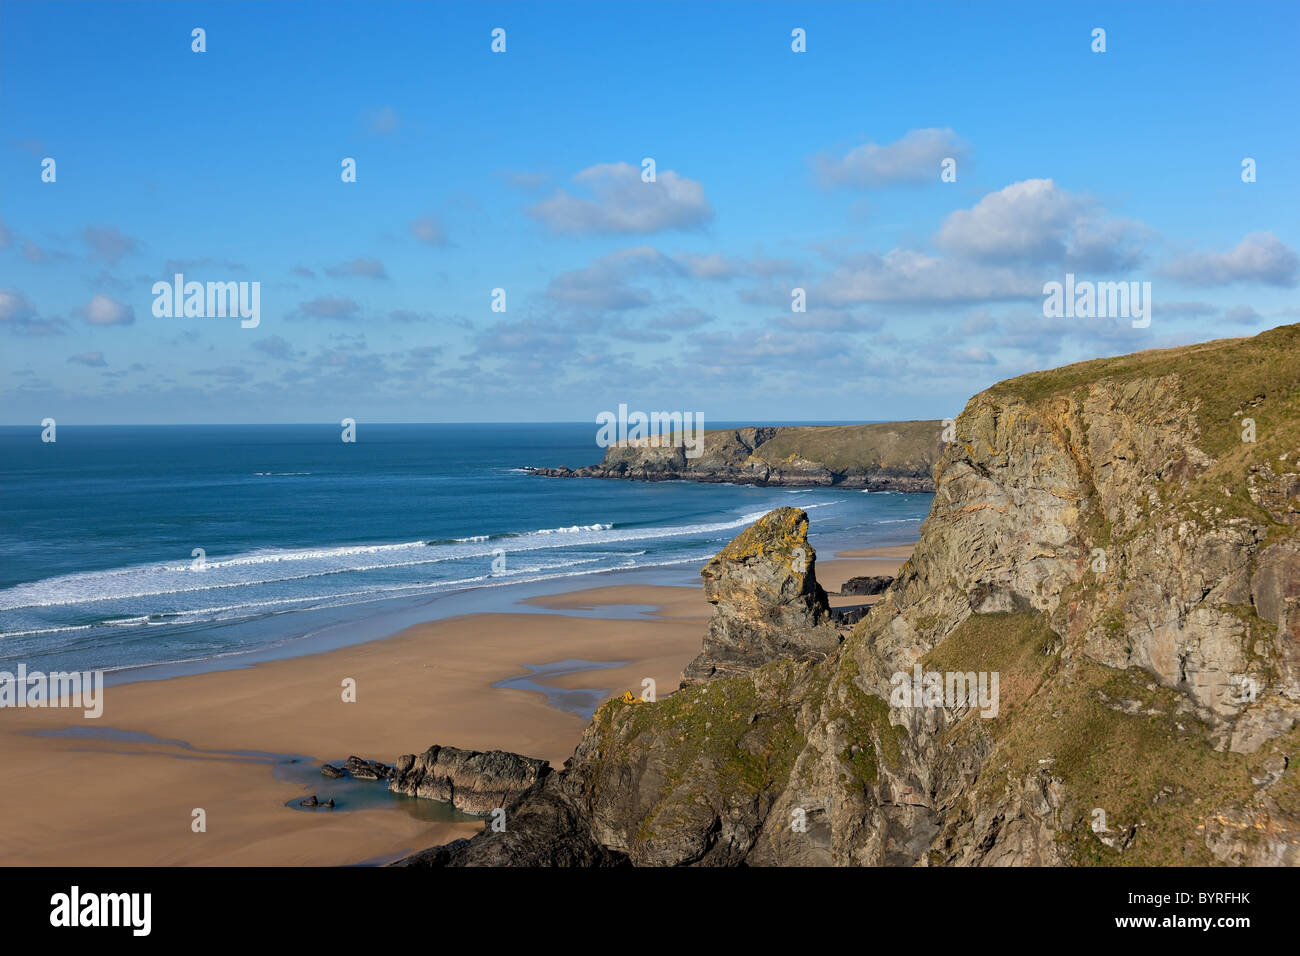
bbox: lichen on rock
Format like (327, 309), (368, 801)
(682, 507), (841, 685)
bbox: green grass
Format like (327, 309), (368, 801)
(987, 323), (1300, 463)
(754, 421), (943, 474)
(592, 660), (809, 851)
(826, 653), (907, 789)
(922, 612), (1059, 717)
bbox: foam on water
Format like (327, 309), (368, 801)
(0, 423), (933, 674)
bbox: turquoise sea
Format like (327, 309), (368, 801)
(0, 423), (931, 679)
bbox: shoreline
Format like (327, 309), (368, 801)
(522, 468), (936, 493)
(42, 536), (918, 691)
(0, 547), (910, 866)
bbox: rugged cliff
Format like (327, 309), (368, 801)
(525, 421), (943, 491)
(681, 507), (840, 685)
(405, 325), (1300, 866)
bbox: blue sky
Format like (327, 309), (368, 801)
(2, 0), (1297, 424)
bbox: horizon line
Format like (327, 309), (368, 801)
(0, 419), (903, 428)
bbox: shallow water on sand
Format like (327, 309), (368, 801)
(492, 658), (630, 720)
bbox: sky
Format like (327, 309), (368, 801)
(1, 0), (1298, 425)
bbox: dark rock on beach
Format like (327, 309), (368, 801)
(839, 574), (894, 596)
(392, 774), (630, 867)
(342, 756), (392, 780)
(388, 745), (551, 815)
(320, 763), (345, 779)
(831, 604), (871, 627)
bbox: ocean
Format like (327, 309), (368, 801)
(0, 424), (931, 679)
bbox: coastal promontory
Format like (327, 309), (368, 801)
(525, 421), (944, 491)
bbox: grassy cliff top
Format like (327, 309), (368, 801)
(606, 420), (944, 478)
(752, 421), (943, 471)
(984, 323), (1300, 461)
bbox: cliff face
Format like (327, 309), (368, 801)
(762, 325), (1300, 867)
(526, 421), (943, 491)
(406, 325), (1300, 867)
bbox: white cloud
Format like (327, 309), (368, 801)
(813, 128), (968, 188)
(82, 293), (134, 326)
(545, 246), (677, 310)
(0, 289), (34, 324)
(471, 317), (592, 361)
(676, 252), (736, 279)
(1221, 304), (1262, 324)
(674, 251), (796, 280)
(821, 249), (1035, 305)
(528, 162), (713, 235)
(935, 179), (1143, 268)
(0, 288), (67, 336)
(1160, 232), (1299, 287)
(943, 346), (998, 365)
(252, 335), (295, 359)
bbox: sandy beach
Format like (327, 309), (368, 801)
(0, 549), (908, 867)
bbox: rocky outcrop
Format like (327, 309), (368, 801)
(341, 756), (391, 780)
(403, 324), (1300, 867)
(393, 511), (837, 867)
(839, 575), (894, 596)
(393, 773), (630, 867)
(831, 605), (872, 627)
(394, 660), (814, 867)
(388, 745), (550, 815)
(318, 756), (391, 779)
(1201, 795), (1300, 865)
(525, 422), (942, 491)
(681, 507), (840, 685)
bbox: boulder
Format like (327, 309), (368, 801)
(393, 774), (629, 867)
(388, 745), (550, 815)
(839, 575), (894, 596)
(832, 604), (871, 627)
(342, 756), (392, 780)
(681, 507), (840, 685)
